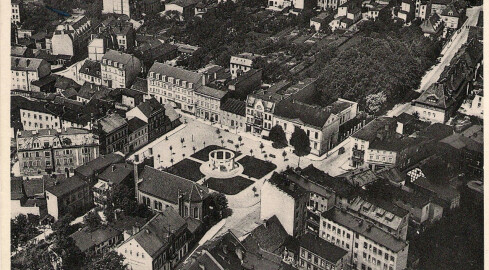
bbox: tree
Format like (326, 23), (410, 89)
(221, 139), (225, 147)
(290, 127), (310, 167)
(51, 236), (85, 269)
(250, 149), (253, 156)
(208, 192), (230, 222)
(259, 142), (265, 153)
(238, 136), (243, 145)
(84, 211), (102, 231)
(282, 150), (287, 161)
(11, 214), (40, 250)
(86, 250), (127, 270)
(366, 91), (387, 115)
(269, 125), (287, 148)
(169, 145), (173, 155)
(193, 146), (197, 154)
(235, 144), (240, 153)
(180, 137), (185, 148)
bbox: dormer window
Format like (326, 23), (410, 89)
(149, 72), (154, 78)
(448, 11), (453, 15)
(162, 75), (166, 81)
(176, 79), (180, 85)
(189, 83), (193, 88)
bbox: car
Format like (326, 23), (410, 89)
(270, 154), (276, 158)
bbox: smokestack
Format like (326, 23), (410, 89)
(133, 162), (139, 199)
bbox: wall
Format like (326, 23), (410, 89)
(413, 103), (447, 123)
(117, 238), (154, 270)
(46, 191), (59, 220)
(260, 181), (296, 236)
(11, 200), (40, 218)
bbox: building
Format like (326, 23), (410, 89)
(260, 172), (309, 237)
(103, 0), (161, 19)
(165, 0), (202, 18)
(12, 0), (23, 24)
(17, 128), (99, 177)
(52, 15), (92, 57)
(227, 68), (263, 99)
(137, 166), (210, 221)
(11, 57), (51, 91)
(121, 88), (145, 109)
(11, 178), (47, 219)
(94, 113), (129, 155)
(267, 0), (292, 11)
(349, 117), (397, 168)
(411, 177), (460, 210)
(310, 12), (335, 31)
(317, 0), (348, 10)
(195, 86), (227, 122)
(414, 0), (431, 20)
(117, 207), (191, 270)
(220, 98), (247, 133)
(126, 97), (180, 141)
(430, 0), (450, 15)
(75, 152), (125, 183)
(134, 39), (178, 74)
(298, 233), (349, 270)
(88, 38), (108, 61)
(93, 163), (134, 206)
(229, 53), (261, 79)
(397, 0), (415, 22)
(79, 59), (102, 86)
(320, 208), (409, 270)
(440, 5), (460, 29)
(420, 13), (444, 37)
(101, 50), (142, 88)
(70, 226), (123, 254)
(147, 62), (203, 113)
(124, 117), (148, 153)
(45, 175), (91, 221)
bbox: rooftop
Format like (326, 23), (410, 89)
(128, 117), (147, 133)
(298, 233), (348, 263)
(11, 57), (48, 71)
(351, 117), (397, 142)
(267, 172), (309, 199)
(195, 86), (227, 99)
(413, 177), (460, 203)
(130, 78), (148, 94)
(102, 50), (141, 68)
(274, 99), (334, 129)
(148, 62), (203, 85)
(124, 207), (187, 258)
(241, 215), (289, 255)
(75, 152), (125, 178)
(70, 226), (121, 252)
(134, 98), (165, 119)
(97, 113), (127, 134)
(220, 98), (246, 116)
(98, 163), (133, 186)
(79, 59), (101, 78)
(138, 166), (209, 204)
(322, 208), (408, 252)
(45, 175), (87, 198)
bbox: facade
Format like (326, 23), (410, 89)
(260, 172), (309, 237)
(52, 15), (92, 57)
(420, 13), (444, 37)
(398, 0), (415, 22)
(124, 117), (148, 153)
(147, 62), (203, 113)
(229, 53), (261, 79)
(17, 128), (99, 177)
(101, 50), (142, 89)
(415, 0), (431, 20)
(74, 152), (125, 183)
(11, 57), (51, 92)
(12, 0), (22, 24)
(220, 98), (247, 132)
(45, 175), (91, 221)
(93, 163), (133, 206)
(137, 166), (209, 221)
(195, 86), (227, 122)
(71, 226), (123, 254)
(79, 59), (102, 86)
(165, 0), (202, 18)
(117, 207), (191, 270)
(440, 5), (460, 29)
(88, 38), (108, 61)
(320, 208), (409, 270)
(298, 233), (349, 270)
(310, 12), (334, 31)
(103, 0), (160, 19)
(94, 113), (129, 155)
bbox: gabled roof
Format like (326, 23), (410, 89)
(102, 50), (141, 68)
(441, 4), (460, 17)
(274, 99), (334, 129)
(241, 215), (289, 255)
(415, 83), (448, 109)
(298, 233), (348, 263)
(128, 117), (147, 133)
(75, 153), (125, 178)
(164, 103), (180, 122)
(351, 117), (397, 142)
(221, 98), (246, 116)
(79, 59), (101, 78)
(130, 78), (148, 94)
(133, 98), (164, 119)
(70, 226), (121, 252)
(98, 163), (133, 186)
(45, 175), (87, 198)
(148, 62), (203, 85)
(55, 76), (81, 91)
(97, 113), (127, 134)
(125, 207), (187, 258)
(138, 166), (209, 204)
(23, 175), (66, 198)
(421, 13), (443, 34)
(11, 57), (48, 71)
(195, 86), (227, 99)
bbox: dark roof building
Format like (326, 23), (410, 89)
(70, 226), (122, 253)
(220, 98), (246, 116)
(298, 233), (348, 265)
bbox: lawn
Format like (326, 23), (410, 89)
(239, 155), (277, 179)
(166, 159), (205, 182)
(191, 145), (238, 162)
(205, 176), (254, 195)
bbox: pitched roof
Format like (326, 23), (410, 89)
(195, 86), (227, 99)
(98, 163), (133, 185)
(75, 153), (125, 178)
(274, 99), (333, 129)
(23, 175), (66, 198)
(79, 60), (101, 78)
(97, 113), (127, 134)
(298, 233), (348, 263)
(125, 207), (187, 257)
(221, 98), (246, 116)
(441, 4), (460, 17)
(45, 175), (87, 197)
(413, 177), (460, 203)
(351, 117), (397, 142)
(167, 0), (202, 8)
(164, 103), (180, 122)
(130, 78), (148, 94)
(70, 226), (122, 252)
(421, 13), (442, 34)
(11, 178), (24, 200)
(138, 166), (209, 203)
(128, 117), (147, 133)
(148, 62), (203, 85)
(11, 57), (48, 71)
(135, 98), (164, 119)
(322, 208), (408, 252)
(241, 215), (289, 254)
(267, 172), (309, 199)
(102, 50), (141, 67)
(55, 76), (81, 91)
(298, 165), (358, 198)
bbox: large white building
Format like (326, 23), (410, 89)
(320, 208), (409, 270)
(52, 15), (92, 57)
(11, 57), (51, 91)
(103, 0), (132, 17)
(147, 62), (203, 114)
(12, 0), (22, 24)
(101, 50), (142, 89)
(229, 53), (261, 79)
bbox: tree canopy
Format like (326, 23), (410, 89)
(290, 127), (310, 157)
(269, 125), (288, 148)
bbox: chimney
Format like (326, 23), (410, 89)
(112, 165), (116, 172)
(26, 59), (31, 66)
(132, 225), (140, 235)
(199, 263), (206, 270)
(133, 162), (139, 199)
